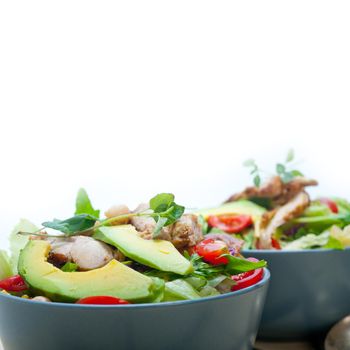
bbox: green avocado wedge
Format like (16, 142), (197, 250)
(18, 240), (158, 303)
(196, 200), (266, 222)
(94, 225), (193, 275)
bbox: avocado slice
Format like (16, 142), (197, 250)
(196, 200), (266, 221)
(18, 240), (158, 303)
(94, 225), (193, 275)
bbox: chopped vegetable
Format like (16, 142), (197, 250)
(0, 275), (28, 292)
(194, 238), (229, 265)
(207, 214), (253, 234)
(318, 198), (339, 214)
(232, 258), (264, 291)
(76, 296), (130, 305)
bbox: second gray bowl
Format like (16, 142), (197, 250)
(243, 248), (350, 341)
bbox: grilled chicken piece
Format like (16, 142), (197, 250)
(130, 204), (203, 249)
(226, 176), (317, 208)
(170, 215), (204, 249)
(49, 236), (114, 271)
(258, 191), (310, 249)
(70, 236), (114, 270)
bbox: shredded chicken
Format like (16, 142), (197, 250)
(48, 236), (115, 270)
(258, 191), (310, 249)
(130, 204), (203, 249)
(225, 176), (318, 207)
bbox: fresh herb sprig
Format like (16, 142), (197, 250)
(244, 149), (304, 187)
(18, 191), (185, 239)
(275, 149), (303, 183)
(243, 159), (261, 187)
(185, 252), (266, 279)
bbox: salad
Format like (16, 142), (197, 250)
(0, 190), (266, 304)
(197, 150), (350, 250)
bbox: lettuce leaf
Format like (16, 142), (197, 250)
(329, 225), (350, 247)
(75, 188), (100, 218)
(0, 250), (13, 279)
(283, 232), (330, 250)
(163, 279), (201, 301)
(9, 219), (38, 273)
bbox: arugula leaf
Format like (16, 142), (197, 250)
(150, 193), (174, 213)
(61, 262), (78, 272)
(224, 255), (266, 275)
(42, 214), (97, 235)
(149, 193), (185, 238)
(75, 188), (100, 218)
(187, 253), (266, 279)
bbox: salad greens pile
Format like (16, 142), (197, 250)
(0, 189), (266, 304)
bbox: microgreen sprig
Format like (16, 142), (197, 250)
(243, 149), (304, 187)
(18, 192), (185, 239)
(275, 149), (303, 183)
(243, 159), (261, 187)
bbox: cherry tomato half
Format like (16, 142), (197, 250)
(207, 214), (253, 234)
(231, 258), (264, 291)
(194, 238), (229, 265)
(0, 275), (28, 292)
(319, 198), (338, 214)
(76, 296), (130, 305)
(271, 238), (282, 250)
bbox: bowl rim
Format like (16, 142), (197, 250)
(0, 268), (270, 309)
(242, 247), (350, 254)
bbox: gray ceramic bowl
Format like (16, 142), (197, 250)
(0, 269), (269, 350)
(243, 249), (350, 341)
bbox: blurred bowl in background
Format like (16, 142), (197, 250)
(243, 249), (350, 341)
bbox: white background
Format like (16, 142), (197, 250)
(0, 1), (349, 249)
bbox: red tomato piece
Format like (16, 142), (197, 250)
(76, 296), (130, 305)
(207, 214), (253, 233)
(319, 198), (339, 214)
(0, 275), (28, 292)
(271, 238), (282, 250)
(194, 238), (229, 265)
(231, 258), (264, 291)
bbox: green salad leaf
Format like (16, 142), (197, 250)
(42, 214), (98, 235)
(75, 188), (100, 218)
(163, 279), (201, 301)
(149, 193), (185, 238)
(323, 236), (344, 250)
(283, 232), (330, 250)
(10, 219), (38, 273)
(187, 253), (266, 279)
(0, 250), (13, 280)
